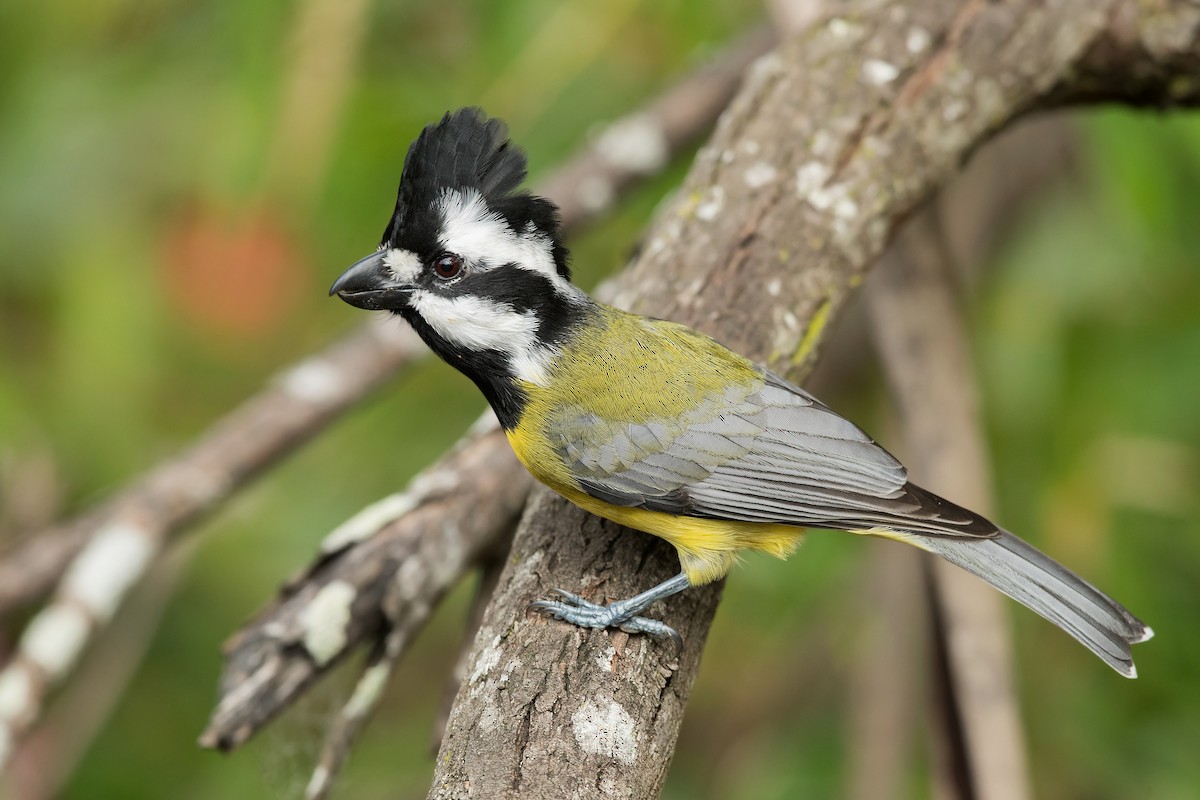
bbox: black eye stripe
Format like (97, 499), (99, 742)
(465, 266), (577, 345)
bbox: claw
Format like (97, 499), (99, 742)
(548, 588), (591, 605)
(529, 587), (684, 648)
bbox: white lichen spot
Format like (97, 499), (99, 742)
(782, 311), (800, 331)
(829, 18), (852, 38)
(766, 278), (782, 298)
(279, 359), (342, 405)
(810, 130), (836, 158)
(477, 696), (501, 731)
(695, 186), (725, 222)
(498, 657), (522, 686)
(595, 113), (668, 174)
(795, 162), (832, 201)
(577, 175), (614, 212)
(595, 641), (616, 673)
(907, 26), (931, 53)
(0, 664), (32, 721)
(862, 59), (899, 86)
(740, 140), (760, 156)
(720, 149), (736, 164)
(834, 196), (859, 220)
(572, 699), (638, 765)
(305, 765), (330, 800)
(743, 161), (778, 189)
(747, 51), (782, 84)
(63, 521), (154, 621)
(408, 466), (462, 501)
(866, 217), (890, 250)
(21, 605), (90, 678)
(393, 557), (427, 602)
(344, 660), (391, 719)
(470, 635), (503, 684)
(301, 581), (357, 666)
(943, 99), (968, 122)
(321, 492), (418, 553)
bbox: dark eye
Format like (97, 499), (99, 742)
(432, 252), (464, 280)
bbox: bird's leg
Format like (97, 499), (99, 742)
(530, 572), (692, 647)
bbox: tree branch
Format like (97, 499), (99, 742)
(428, 1), (1200, 797)
(867, 208), (1031, 800)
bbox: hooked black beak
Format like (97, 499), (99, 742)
(329, 251), (411, 311)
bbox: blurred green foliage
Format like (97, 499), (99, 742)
(0, 1), (1197, 798)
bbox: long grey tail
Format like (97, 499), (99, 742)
(913, 529), (1153, 677)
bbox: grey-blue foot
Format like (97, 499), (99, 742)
(530, 589), (683, 649)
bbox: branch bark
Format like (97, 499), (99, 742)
(428, 2), (1200, 798)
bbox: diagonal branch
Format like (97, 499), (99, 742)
(428, 2), (1200, 798)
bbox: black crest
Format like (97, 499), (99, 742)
(381, 108), (570, 280)
(401, 108), (525, 209)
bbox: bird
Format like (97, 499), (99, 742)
(330, 107), (1152, 677)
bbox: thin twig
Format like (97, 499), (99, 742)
(841, 114), (1077, 800)
(866, 209), (1031, 800)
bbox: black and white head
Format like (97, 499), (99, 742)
(330, 108), (590, 423)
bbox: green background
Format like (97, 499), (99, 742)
(1, 1), (1196, 798)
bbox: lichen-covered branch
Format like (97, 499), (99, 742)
(429, 1), (1200, 797)
(199, 422), (526, 753)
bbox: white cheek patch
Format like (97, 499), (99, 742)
(436, 189), (568, 290)
(382, 248), (421, 283)
(408, 290), (555, 385)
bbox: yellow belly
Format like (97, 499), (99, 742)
(557, 485), (803, 585)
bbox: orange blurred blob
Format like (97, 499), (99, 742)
(161, 205), (309, 340)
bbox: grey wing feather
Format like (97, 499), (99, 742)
(555, 370), (994, 536)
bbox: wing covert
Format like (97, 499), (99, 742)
(552, 369), (992, 531)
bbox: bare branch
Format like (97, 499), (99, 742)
(841, 113), (1077, 800)
(428, 2), (1200, 797)
(200, 424), (528, 754)
(867, 208), (1031, 800)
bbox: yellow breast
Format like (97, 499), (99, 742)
(504, 304), (804, 585)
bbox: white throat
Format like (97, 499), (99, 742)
(407, 290), (556, 385)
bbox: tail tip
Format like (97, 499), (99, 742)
(1134, 624), (1155, 644)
